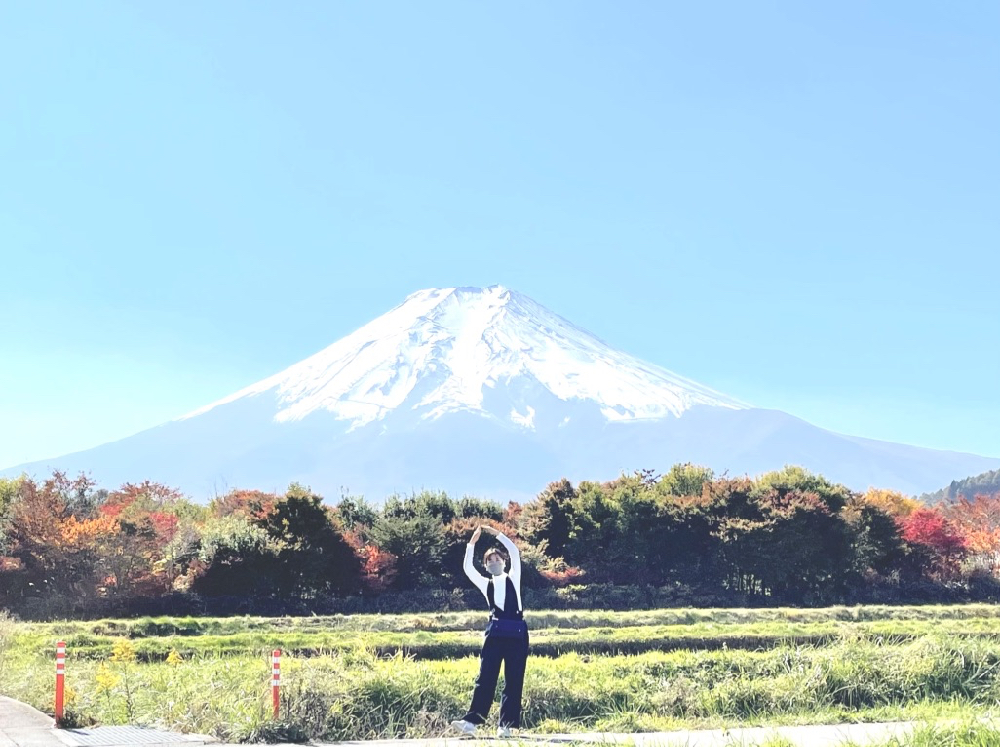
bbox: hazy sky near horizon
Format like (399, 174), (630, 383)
(2, 2), (998, 476)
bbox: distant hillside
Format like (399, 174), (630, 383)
(920, 468), (1000, 503)
(6, 285), (1000, 500)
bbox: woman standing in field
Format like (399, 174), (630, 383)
(450, 525), (528, 739)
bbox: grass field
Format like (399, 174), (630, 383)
(2, 605), (999, 744)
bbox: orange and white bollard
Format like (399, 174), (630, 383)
(55, 640), (66, 724)
(271, 649), (281, 719)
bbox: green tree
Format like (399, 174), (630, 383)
(657, 463), (714, 498)
(520, 479), (577, 559)
(754, 466), (851, 512)
(191, 516), (283, 597)
(335, 496), (379, 534)
(0, 476), (21, 558)
(593, 473), (671, 584)
(659, 494), (722, 583)
(382, 490), (458, 524)
(712, 478), (852, 602)
(848, 504), (906, 577)
(370, 512), (448, 590)
(761, 488), (852, 601)
(257, 491), (363, 597)
(563, 481), (622, 582)
(707, 478), (764, 595)
(456, 496), (504, 521)
(920, 467), (1000, 504)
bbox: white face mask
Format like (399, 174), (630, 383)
(485, 558), (505, 576)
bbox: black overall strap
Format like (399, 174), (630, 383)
(487, 577), (522, 620)
(486, 577), (498, 614)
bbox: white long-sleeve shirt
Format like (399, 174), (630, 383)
(464, 532), (522, 613)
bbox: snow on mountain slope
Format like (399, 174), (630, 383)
(179, 285), (745, 429)
(7, 285), (999, 501)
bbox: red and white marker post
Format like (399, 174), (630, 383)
(271, 649), (281, 719)
(55, 640), (66, 724)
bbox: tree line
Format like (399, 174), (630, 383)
(2, 464), (999, 617)
(920, 467), (1000, 505)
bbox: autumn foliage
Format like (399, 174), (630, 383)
(1, 465), (999, 617)
(944, 494), (1000, 574)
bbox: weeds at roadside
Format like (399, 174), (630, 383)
(3, 607), (1000, 741)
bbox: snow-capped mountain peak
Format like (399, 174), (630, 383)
(180, 285), (746, 429)
(8, 285), (1000, 501)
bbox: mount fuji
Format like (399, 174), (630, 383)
(6, 286), (999, 500)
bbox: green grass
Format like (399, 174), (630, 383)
(11, 606), (1000, 661)
(3, 605), (1000, 743)
(14, 602), (1000, 636)
(883, 720), (1000, 746)
(833, 719), (1000, 746)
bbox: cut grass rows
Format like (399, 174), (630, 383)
(4, 634), (1000, 741)
(4, 605), (1000, 742)
(11, 618), (1000, 661)
(16, 603), (1000, 638)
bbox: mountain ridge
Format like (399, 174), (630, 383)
(178, 285), (745, 429)
(4, 286), (999, 500)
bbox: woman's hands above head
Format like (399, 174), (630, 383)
(471, 525), (501, 544)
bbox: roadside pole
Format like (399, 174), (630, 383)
(271, 649), (281, 719)
(55, 640), (66, 724)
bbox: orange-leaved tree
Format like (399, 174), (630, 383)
(7, 472), (109, 596)
(944, 493), (1000, 575)
(856, 488), (921, 519)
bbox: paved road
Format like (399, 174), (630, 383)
(0, 698), (205, 747)
(2, 698), (994, 747)
(0, 697), (61, 747)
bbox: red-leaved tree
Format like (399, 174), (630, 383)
(898, 507), (968, 580)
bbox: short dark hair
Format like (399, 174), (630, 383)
(483, 547), (507, 564)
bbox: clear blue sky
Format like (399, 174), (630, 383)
(2, 1), (998, 471)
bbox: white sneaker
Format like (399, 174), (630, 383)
(449, 719), (478, 736)
(497, 726), (514, 738)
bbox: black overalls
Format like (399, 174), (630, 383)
(460, 575), (530, 729)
